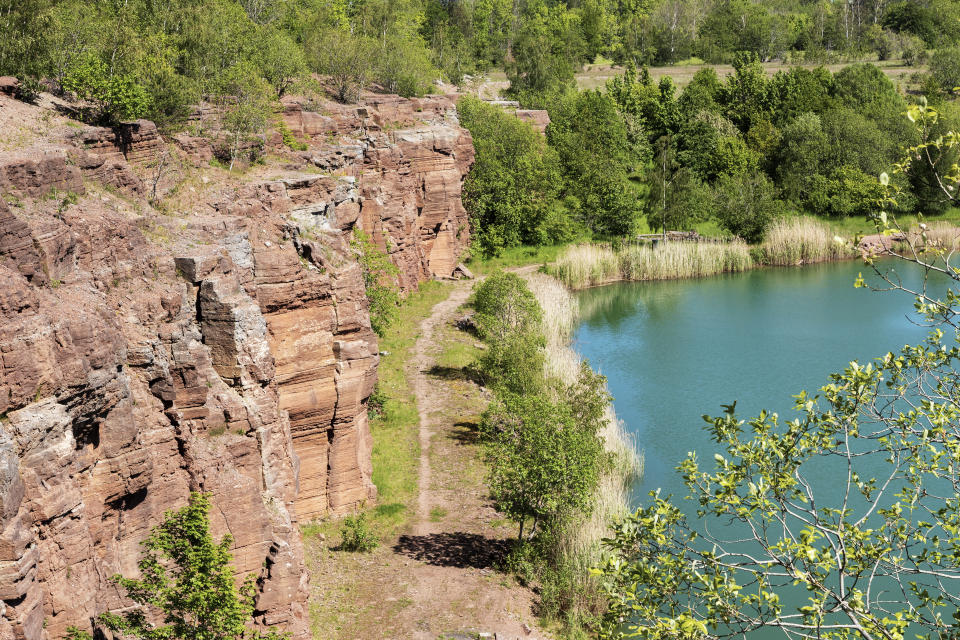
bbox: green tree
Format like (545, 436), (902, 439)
(63, 53), (151, 124)
(505, 0), (582, 108)
(458, 96), (568, 256)
(100, 493), (284, 640)
(480, 375), (609, 542)
(472, 271), (545, 394)
(305, 27), (376, 103)
(548, 90), (647, 236)
(256, 26), (307, 98)
(712, 170), (784, 242)
(216, 62), (272, 169)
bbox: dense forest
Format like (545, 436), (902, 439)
(5, 0), (960, 253)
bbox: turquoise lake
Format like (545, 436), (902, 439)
(572, 258), (946, 505)
(572, 258), (957, 636)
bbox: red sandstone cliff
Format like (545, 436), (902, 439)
(0, 90), (474, 639)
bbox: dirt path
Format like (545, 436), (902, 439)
(306, 270), (548, 639)
(412, 281), (473, 536)
(397, 273), (547, 639)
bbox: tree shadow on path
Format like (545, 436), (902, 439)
(393, 532), (511, 569)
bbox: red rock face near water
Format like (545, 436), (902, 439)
(0, 92), (474, 639)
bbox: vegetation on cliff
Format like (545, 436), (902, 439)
(100, 493), (284, 640)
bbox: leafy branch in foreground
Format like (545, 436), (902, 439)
(595, 105), (960, 640)
(100, 492), (286, 640)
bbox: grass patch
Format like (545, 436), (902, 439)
(368, 279), (452, 537)
(435, 338), (481, 371)
(466, 244), (566, 275)
(428, 506), (448, 522)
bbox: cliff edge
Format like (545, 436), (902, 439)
(0, 90), (474, 639)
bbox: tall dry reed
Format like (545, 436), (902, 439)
(524, 271), (641, 599)
(760, 217), (853, 266)
(618, 240), (752, 280)
(551, 241), (753, 288)
(550, 244), (620, 288)
(915, 221), (960, 251)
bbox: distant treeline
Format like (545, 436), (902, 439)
(3, 0), (959, 124)
(461, 56), (960, 255)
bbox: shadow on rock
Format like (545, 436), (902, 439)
(393, 532), (511, 569)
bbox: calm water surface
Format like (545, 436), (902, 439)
(572, 259), (944, 503)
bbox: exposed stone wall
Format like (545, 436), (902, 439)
(0, 90), (474, 639)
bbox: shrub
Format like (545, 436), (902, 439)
(63, 54), (150, 124)
(713, 171), (785, 243)
(99, 493), (284, 640)
(472, 271), (545, 393)
(930, 47), (960, 93)
(339, 511), (380, 552)
(480, 389), (609, 542)
(352, 229), (401, 336)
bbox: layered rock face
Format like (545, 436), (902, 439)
(0, 91), (473, 639)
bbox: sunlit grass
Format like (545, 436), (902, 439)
(367, 280), (452, 537)
(465, 243), (567, 275)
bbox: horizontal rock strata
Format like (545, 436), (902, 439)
(0, 90), (474, 639)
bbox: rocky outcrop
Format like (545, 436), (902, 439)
(284, 94), (475, 290)
(0, 89), (475, 640)
(515, 109), (550, 134)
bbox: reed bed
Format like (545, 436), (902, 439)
(550, 244), (620, 288)
(525, 272), (579, 348)
(524, 271), (642, 602)
(760, 217), (853, 266)
(914, 221), (960, 251)
(619, 240), (752, 280)
(551, 240), (753, 288)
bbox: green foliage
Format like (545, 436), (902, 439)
(305, 27), (376, 103)
(352, 228), (401, 337)
(505, 0), (582, 108)
(472, 271), (544, 394)
(63, 54), (150, 124)
(99, 493), (284, 640)
(216, 62), (273, 169)
(713, 171), (785, 242)
(804, 165), (885, 218)
(480, 383), (609, 542)
(256, 27), (307, 98)
(548, 90), (646, 237)
(458, 96), (570, 256)
(338, 511), (380, 552)
(931, 47), (960, 95)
